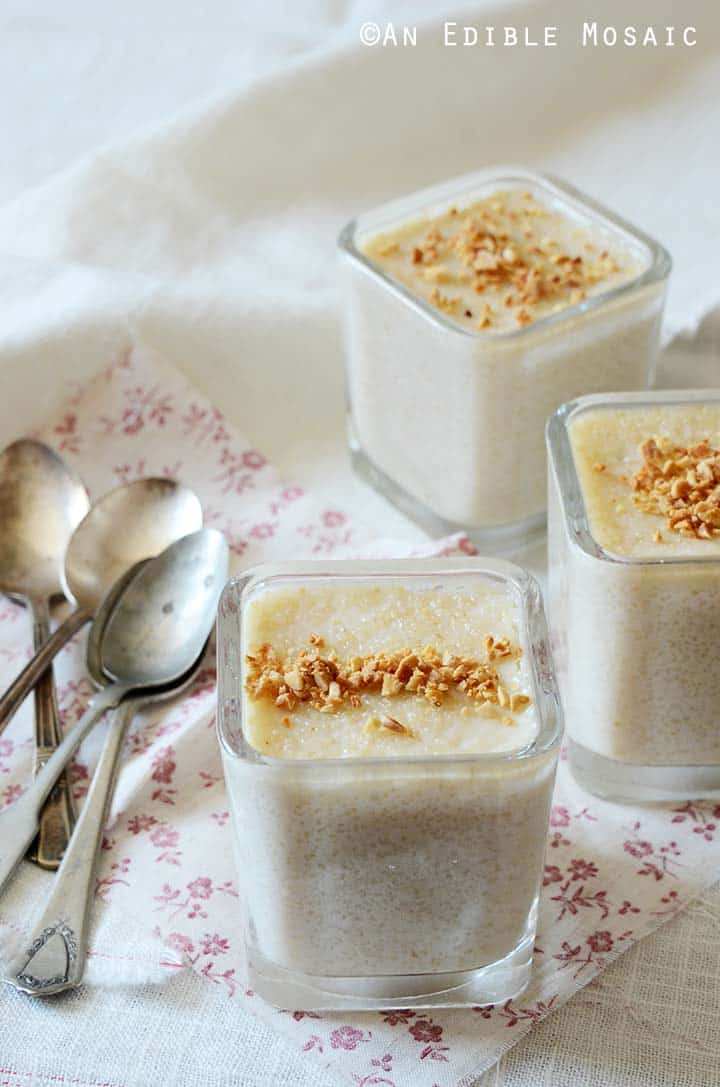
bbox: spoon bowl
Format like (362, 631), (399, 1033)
(102, 528), (227, 687)
(63, 477), (203, 614)
(0, 440), (89, 601)
(85, 559), (153, 687)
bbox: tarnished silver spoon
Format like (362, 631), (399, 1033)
(5, 561), (212, 996)
(0, 528), (228, 901)
(0, 440), (90, 868)
(0, 477), (203, 737)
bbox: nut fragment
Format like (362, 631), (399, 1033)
(631, 436), (720, 541)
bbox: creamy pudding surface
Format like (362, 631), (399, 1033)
(361, 188), (641, 334)
(243, 581), (538, 759)
(571, 403), (720, 557)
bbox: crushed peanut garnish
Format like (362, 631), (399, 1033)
(366, 190), (630, 331)
(245, 638), (530, 717)
(631, 437), (720, 540)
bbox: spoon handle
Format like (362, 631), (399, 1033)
(5, 700), (138, 996)
(0, 606), (91, 737)
(26, 599), (80, 870)
(0, 684), (125, 898)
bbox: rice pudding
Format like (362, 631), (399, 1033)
(362, 188), (638, 335)
(340, 169), (670, 544)
(218, 560), (562, 1009)
(548, 392), (720, 800)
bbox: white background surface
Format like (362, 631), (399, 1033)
(0, 1), (719, 1084)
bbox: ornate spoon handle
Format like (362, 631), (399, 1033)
(6, 700), (137, 995)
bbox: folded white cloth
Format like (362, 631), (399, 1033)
(0, 0), (718, 478)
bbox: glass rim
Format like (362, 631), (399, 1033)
(547, 388), (720, 567)
(217, 557), (563, 771)
(338, 166), (671, 344)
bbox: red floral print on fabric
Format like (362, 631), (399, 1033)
(0, 344), (718, 1087)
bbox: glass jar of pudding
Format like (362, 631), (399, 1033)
(547, 389), (720, 801)
(339, 169), (671, 551)
(217, 558), (562, 1011)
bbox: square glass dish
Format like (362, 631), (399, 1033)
(217, 558), (562, 1010)
(547, 389), (720, 801)
(339, 168), (671, 551)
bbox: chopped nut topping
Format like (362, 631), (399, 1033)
(369, 191), (630, 333)
(593, 463), (606, 473)
(245, 640), (530, 716)
(631, 437), (720, 540)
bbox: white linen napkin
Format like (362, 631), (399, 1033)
(0, 0), (718, 504)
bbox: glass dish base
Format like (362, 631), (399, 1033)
(349, 430), (546, 556)
(247, 927), (535, 1011)
(568, 737), (720, 802)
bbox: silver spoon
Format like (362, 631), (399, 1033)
(0, 477), (203, 737)
(0, 527), (229, 900)
(5, 563), (211, 996)
(0, 440), (90, 869)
